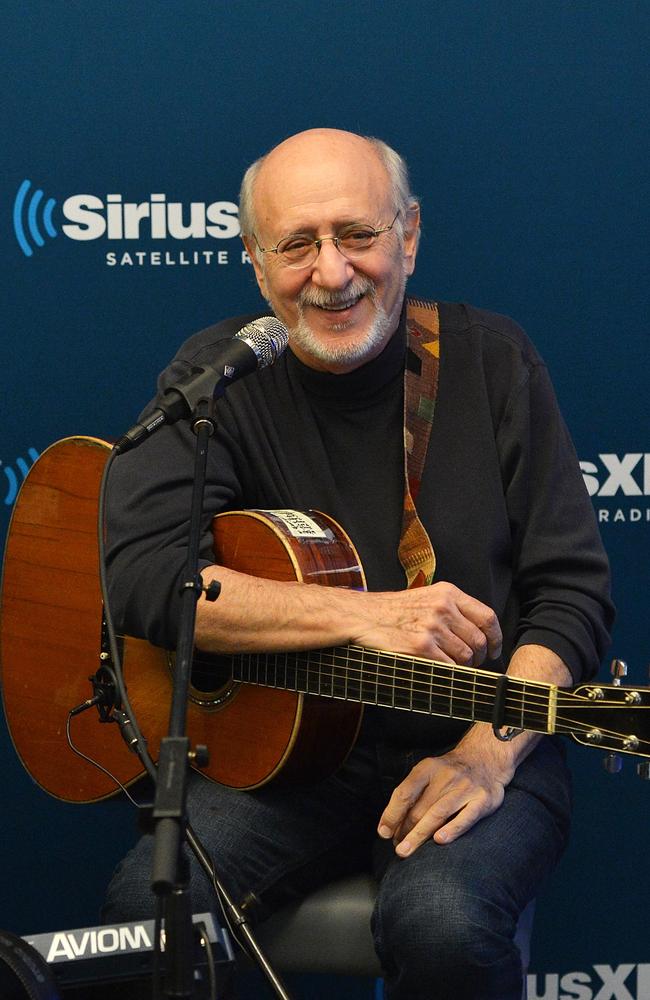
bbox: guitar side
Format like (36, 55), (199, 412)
(202, 510), (365, 788)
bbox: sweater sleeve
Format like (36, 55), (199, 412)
(104, 318), (256, 649)
(497, 357), (614, 683)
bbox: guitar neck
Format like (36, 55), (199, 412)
(233, 646), (558, 735)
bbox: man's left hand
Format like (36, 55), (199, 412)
(377, 743), (515, 855)
(376, 643), (574, 855)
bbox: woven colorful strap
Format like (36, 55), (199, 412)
(398, 297), (440, 588)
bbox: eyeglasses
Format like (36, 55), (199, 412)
(253, 210), (400, 270)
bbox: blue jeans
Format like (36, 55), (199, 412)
(103, 730), (571, 1000)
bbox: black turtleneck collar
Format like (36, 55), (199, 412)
(285, 304), (407, 403)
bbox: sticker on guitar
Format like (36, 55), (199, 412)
(255, 509), (330, 539)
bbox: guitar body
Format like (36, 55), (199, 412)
(0, 437), (364, 802)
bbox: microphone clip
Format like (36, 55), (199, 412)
(90, 663), (120, 721)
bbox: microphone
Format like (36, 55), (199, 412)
(114, 316), (288, 454)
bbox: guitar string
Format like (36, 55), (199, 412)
(222, 654), (551, 715)
(235, 668), (647, 745)
(189, 644), (636, 718)
(234, 649), (623, 715)
(215, 653), (648, 744)
(189, 642), (646, 741)
(226, 647), (624, 709)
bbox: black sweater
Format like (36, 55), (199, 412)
(106, 301), (614, 749)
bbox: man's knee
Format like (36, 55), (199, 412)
(375, 884), (505, 967)
(102, 834), (226, 924)
(372, 868), (524, 998)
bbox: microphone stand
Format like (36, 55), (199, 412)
(147, 393), (292, 1000)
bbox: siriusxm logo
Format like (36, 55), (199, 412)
(527, 962), (650, 999)
(13, 180), (57, 257)
(1, 448), (39, 505)
(13, 179), (240, 258)
(580, 453), (650, 525)
(580, 454), (650, 497)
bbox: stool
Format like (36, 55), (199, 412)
(252, 873), (535, 995)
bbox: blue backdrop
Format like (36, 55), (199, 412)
(2, 2), (649, 997)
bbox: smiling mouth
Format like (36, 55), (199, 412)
(312, 293), (365, 313)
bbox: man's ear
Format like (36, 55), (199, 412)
(402, 203), (420, 277)
(242, 237), (269, 298)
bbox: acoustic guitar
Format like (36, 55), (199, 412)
(1, 436), (648, 804)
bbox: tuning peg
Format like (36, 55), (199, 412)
(603, 752), (623, 774)
(637, 762), (650, 780)
(610, 658), (628, 685)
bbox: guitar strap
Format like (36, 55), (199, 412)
(399, 297), (440, 588)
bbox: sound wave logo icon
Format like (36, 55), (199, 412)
(1, 449), (40, 505)
(13, 180), (58, 257)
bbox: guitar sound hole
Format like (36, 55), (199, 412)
(190, 653), (236, 707)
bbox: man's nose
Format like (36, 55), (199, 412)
(310, 238), (355, 288)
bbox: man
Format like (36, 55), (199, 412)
(104, 129), (613, 998)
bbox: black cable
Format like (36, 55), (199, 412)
(195, 921), (218, 1000)
(65, 712), (145, 808)
(97, 448), (157, 783)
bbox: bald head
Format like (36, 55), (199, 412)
(264, 128), (380, 168)
(238, 128), (417, 240)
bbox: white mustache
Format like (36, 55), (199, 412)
(298, 277), (376, 310)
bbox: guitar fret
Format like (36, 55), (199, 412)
(311, 651), (323, 696)
(471, 669), (476, 721)
(394, 659), (411, 711)
(303, 652), (312, 694)
(336, 649), (344, 698)
(326, 650), (336, 698)
(449, 663), (455, 717)
(359, 652), (373, 705)
(325, 649), (335, 698)
(375, 650), (380, 706)
(412, 661), (429, 714)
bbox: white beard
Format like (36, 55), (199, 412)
(285, 272), (405, 370)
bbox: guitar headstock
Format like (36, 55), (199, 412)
(569, 659), (650, 778)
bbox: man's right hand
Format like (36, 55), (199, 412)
(196, 567), (501, 668)
(351, 582), (502, 666)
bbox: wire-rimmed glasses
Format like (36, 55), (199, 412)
(253, 210), (400, 269)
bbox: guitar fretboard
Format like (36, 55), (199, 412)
(231, 646), (557, 735)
